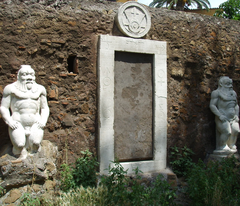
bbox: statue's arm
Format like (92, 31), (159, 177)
(234, 91), (239, 117)
(210, 90), (227, 122)
(0, 85), (18, 129)
(234, 92), (239, 122)
(39, 86), (49, 127)
(235, 104), (239, 116)
(209, 91), (220, 116)
(234, 104), (239, 123)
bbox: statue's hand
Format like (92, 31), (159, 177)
(7, 120), (19, 130)
(219, 115), (228, 122)
(35, 121), (45, 129)
(234, 115), (239, 123)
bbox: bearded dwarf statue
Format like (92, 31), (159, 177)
(0, 65), (49, 159)
(210, 76), (239, 154)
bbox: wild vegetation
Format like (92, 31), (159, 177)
(19, 148), (240, 206)
(187, 156), (240, 205)
(214, 0), (240, 20)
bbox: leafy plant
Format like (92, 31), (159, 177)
(100, 160), (176, 206)
(20, 193), (41, 206)
(0, 186), (6, 198)
(100, 160), (129, 205)
(128, 167), (146, 205)
(60, 163), (75, 192)
(187, 156), (240, 206)
(145, 174), (177, 206)
(60, 150), (99, 192)
(170, 145), (194, 177)
(214, 0), (240, 20)
(73, 150), (99, 188)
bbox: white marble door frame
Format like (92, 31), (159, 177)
(98, 35), (167, 175)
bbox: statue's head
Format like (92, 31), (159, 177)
(17, 65), (36, 90)
(218, 76), (233, 90)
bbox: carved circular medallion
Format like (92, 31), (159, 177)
(115, 2), (151, 38)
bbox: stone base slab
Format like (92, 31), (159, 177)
(213, 149), (237, 155)
(209, 153), (240, 161)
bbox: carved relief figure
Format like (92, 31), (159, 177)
(210, 76), (239, 153)
(0, 65), (49, 159)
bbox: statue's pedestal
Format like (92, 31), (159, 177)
(209, 150), (239, 161)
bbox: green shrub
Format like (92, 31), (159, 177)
(60, 150), (99, 192)
(144, 174), (177, 206)
(60, 153), (176, 205)
(60, 163), (75, 192)
(170, 145), (194, 177)
(20, 193), (41, 206)
(73, 150), (99, 188)
(214, 0), (240, 20)
(100, 161), (176, 206)
(187, 156), (240, 206)
(0, 186), (6, 198)
(100, 160), (129, 205)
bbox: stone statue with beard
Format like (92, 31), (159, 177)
(210, 76), (239, 154)
(0, 65), (49, 159)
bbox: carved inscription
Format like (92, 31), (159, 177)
(158, 69), (166, 86)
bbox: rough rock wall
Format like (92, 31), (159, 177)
(0, 0), (240, 165)
(148, 9), (240, 160)
(0, 0), (116, 165)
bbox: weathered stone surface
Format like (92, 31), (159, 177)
(115, 1), (151, 38)
(48, 85), (59, 100)
(114, 52), (153, 161)
(3, 189), (21, 204)
(98, 35), (167, 175)
(43, 180), (56, 191)
(0, 140), (58, 190)
(0, 183), (54, 206)
(61, 114), (75, 127)
(0, 0), (240, 166)
(167, 173), (178, 188)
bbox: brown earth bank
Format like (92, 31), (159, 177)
(0, 0), (240, 167)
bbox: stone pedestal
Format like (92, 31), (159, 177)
(209, 150), (240, 161)
(0, 140), (58, 190)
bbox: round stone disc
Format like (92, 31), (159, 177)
(115, 2), (151, 38)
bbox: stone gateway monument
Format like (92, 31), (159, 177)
(98, 3), (167, 175)
(210, 76), (239, 156)
(0, 65), (49, 159)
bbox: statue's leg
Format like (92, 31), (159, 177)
(227, 121), (240, 149)
(215, 119), (231, 150)
(8, 124), (27, 157)
(28, 123), (43, 153)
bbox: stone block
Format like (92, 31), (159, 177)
(3, 189), (21, 204)
(167, 173), (177, 188)
(48, 85), (59, 100)
(0, 140), (58, 190)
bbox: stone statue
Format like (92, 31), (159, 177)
(0, 65), (49, 159)
(210, 76), (239, 154)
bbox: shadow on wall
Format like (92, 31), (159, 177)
(0, 118), (12, 156)
(167, 25), (240, 162)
